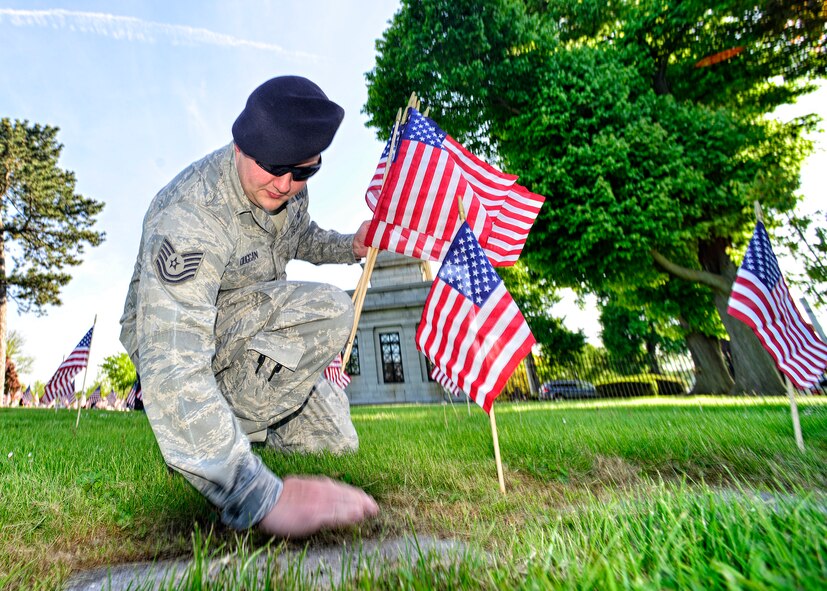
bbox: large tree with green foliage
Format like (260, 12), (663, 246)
(499, 263), (586, 358)
(1, 119), (105, 398)
(601, 277), (736, 393)
(779, 209), (827, 308)
(100, 352), (137, 395)
(364, 0), (826, 394)
(5, 329), (33, 375)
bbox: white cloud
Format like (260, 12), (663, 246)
(0, 8), (319, 61)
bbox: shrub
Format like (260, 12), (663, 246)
(595, 374), (689, 397)
(653, 375), (688, 395)
(596, 380), (657, 398)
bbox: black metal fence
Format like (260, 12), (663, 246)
(500, 349), (697, 401)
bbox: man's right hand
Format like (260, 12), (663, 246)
(258, 476), (379, 538)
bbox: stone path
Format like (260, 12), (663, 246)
(65, 536), (467, 590)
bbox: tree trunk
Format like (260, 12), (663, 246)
(645, 323), (661, 374)
(524, 351), (540, 398)
(0, 219), (6, 405)
(684, 330), (734, 394)
(699, 238), (786, 395)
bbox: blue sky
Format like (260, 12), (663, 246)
(1, 2), (825, 385)
(1, 1), (403, 384)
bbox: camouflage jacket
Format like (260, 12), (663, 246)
(119, 143), (356, 529)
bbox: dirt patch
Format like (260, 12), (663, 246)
(590, 454), (642, 486)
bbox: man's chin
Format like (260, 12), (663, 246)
(265, 202), (288, 215)
(260, 193), (289, 214)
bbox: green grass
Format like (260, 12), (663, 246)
(1, 397), (826, 589)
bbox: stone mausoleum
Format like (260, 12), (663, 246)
(344, 252), (446, 405)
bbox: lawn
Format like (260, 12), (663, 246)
(1, 396), (826, 589)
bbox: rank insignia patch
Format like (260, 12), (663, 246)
(154, 238), (204, 284)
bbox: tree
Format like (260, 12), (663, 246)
(5, 329), (33, 375)
(778, 209), (827, 308)
(4, 356), (20, 400)
(100, 352), (136, 395)
(602, 278), (736, 393)
(364, 0), (826, 394)
(31, 380), (45, 402)
(498, 262), (586, 359)
(499, 262), (586, 395)
(599, 300), (659, 375)
(0, 119), (105, 399)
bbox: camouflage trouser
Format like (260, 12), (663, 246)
(212, 281), (358, 454)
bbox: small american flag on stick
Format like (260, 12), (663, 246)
(324, 354), (351, 390)
(87, 386), (102, 408)
(42, 327), (94, 406)
(365, 108), (545, 266)
(431, 366), (462, 397)
(727, 221), (827, 388)
(365, 108), (493, 262)
(416, 223), (535, 413)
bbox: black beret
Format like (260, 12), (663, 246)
(232, 75), (345, 166)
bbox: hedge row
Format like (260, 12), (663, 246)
(595, 374), (688, 398)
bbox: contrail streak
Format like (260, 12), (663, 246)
(0, 8), (319, 61)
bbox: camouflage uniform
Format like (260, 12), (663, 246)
(120, 143), (358, 529)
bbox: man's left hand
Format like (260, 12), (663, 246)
(353, 220), (370, 259)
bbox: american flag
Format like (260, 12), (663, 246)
(727, 221), (827, 388)
(22, 386), (33, 407)
(63, 381), (76, 406)
(422, 115), (518, 210)
(125, 378), (141, 408)
(324, 354), (351, 390)
(418, 113), (544, 265)
(480, 184), (545, 266)
(431, 365), (462, 397)
(87, 385), (102, 408)
(106, 389), (117, 407)
(365, 108), (493, 262)
(41, 326), (94, 406)
(365, 135), (393, 211)
(416, 223), (536, 413)
(365, 109), (545, 266)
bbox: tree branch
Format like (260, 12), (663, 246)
(650, 249), (732, 294)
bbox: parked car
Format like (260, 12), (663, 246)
(539, 379), (597, 400)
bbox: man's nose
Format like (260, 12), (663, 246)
(272, 173), (293, 194)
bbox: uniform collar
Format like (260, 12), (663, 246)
(226, 144), (277, 234)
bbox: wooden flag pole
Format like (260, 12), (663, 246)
(754, 200), (804, 452)
(55, 354), (65, 413)
(344, 97), (416, 366)
(490, 406), (506, 493)
(457, 193), (506, 493)
(75, 315), (97, 430)
(786, 379), (805, 452)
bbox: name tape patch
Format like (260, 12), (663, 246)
(239, 250), (259, 266)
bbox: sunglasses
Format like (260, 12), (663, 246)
(255, 155), (322, 181)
